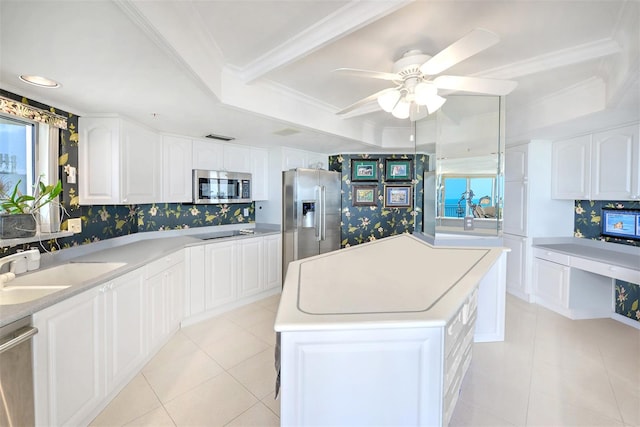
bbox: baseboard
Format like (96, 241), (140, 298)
(611, 312), (640, 330)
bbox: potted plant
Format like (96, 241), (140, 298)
(0, 176), (63, 238)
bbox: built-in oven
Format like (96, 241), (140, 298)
(193, 170), (252, 204)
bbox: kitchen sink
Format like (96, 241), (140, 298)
(0, 262), (127, 305)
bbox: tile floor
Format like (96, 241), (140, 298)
(91, 294), (640, 427)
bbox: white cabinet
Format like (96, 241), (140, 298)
(161, 135), (193, 202)
(503, 141), (573, 302)
(79, 116), (161, 205)
(192, 139), (224, 171)
(223, 145), (252, 173)
(533, 257), (569, 310)
(145, 250), (185, 352)
(263, 233), (282, 290)
(33, 268), (147, 426)
(552, 124), (640, 200)
(186, 234), (282, 321)
(204, 240), (238, 308)
(33, 285), (104, 427)
(250, 148), (269, 201)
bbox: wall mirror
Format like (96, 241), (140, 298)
(415, 95), (504, 242)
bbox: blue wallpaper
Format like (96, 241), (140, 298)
(575, 199), (640, 323)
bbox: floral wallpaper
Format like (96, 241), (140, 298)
(328, 153), (427, 248)
(0, 89), (253, 257)
(574, 199), (640, 323)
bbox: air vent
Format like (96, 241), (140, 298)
(205, 133), (235, 141)
(273, 128), (301, 136)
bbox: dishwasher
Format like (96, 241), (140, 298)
(0, 317), (38, 426)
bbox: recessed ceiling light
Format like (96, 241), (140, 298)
(19, 75), (61, 88)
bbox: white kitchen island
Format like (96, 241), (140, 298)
(274, 234), (507, 427)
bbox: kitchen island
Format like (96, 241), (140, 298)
(274, 234), (507, 427)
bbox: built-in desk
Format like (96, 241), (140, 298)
(532, 237), (640, 326)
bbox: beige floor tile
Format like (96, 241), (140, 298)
(164, 372), (257, 427)
(90, 374), (162, 427)
(202, 329), (271, 369)
(228, 348), (278, 400)
(609, 372), (640, 426)
(224, 304), (277, 329)
(225, 402), (280, 426)
(245, 317), (278, 345)
(449, 399), (516, 426)
(124, 407), (176, 426)
(181, 316), (245, 347)
(261, 395), (280, 418)
(527, 389), (624, 426)
(258, 294), (281, 313)
(143, 350), (224, 403)
(142, 331), (201, 373)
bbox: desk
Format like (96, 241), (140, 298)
(532, 238), (640, 323)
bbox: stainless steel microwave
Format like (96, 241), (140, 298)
(193, 170), (252, 204)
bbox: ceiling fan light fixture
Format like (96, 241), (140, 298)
(425, 94), (447, 114)
(377, 89), (401, 112)
(391, 97), (411, 119)
(413, 82), (437, 105)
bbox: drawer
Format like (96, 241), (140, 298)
(533, 248), (570, 265)
(445, 287), (479, 357)
(145, 250), (184, 278)
(570, 256), (640, 283)
(445, 317), (475, 390)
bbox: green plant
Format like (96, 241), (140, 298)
(1, 177), (63, 214)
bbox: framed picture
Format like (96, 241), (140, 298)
(351, 159), (379, 181)
(384, 185), (412, 208)
(352, 185), (378, 206)
(385, 159), (412, 181)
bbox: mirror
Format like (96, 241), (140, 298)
(415, 95), (504, 242)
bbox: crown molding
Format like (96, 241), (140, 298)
(476, 38), (620, 80)
(237, 0), (414, 83)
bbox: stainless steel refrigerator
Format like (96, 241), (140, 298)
(282, 168), (341, 277)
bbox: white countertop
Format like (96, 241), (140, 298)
(275, 234), (507, 332)
(532, 237), (640, 271)
(0, 223), (280, 327)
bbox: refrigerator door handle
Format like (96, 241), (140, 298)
(319, 185), (325, 241)
(314, 186), (321, 241)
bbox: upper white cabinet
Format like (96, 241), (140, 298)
(79, 117), (161, 205)
(223, 145), (252, 173)
(192, 139), (224, 171)
(161, 135), (193, 203)
(250, 149), (269, 200)
(552, 124), (639, 200)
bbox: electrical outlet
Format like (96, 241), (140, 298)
(68, 218), (82, 234)
(243, 208), (250, 217)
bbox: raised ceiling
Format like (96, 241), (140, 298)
(1, 0), (638, 154)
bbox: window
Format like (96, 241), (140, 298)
(440, 175), (496, 218)
(0, 114), (35, 197)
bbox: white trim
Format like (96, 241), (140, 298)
(611, 312), (640, 329)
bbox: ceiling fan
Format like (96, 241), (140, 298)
(334, 28), (518, 120)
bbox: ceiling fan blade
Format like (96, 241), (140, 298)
(420, 28), (500, 76)
(433, 75), (518, 95)
(333, 68), (401, 81)
(336, 87), (397, 115)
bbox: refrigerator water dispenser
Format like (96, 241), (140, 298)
(302, 202), (315, 228)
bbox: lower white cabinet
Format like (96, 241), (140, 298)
(145, 251), (185, 352)
(187, 234), (282, 321)
(533, 257), (569, 310)
(503, 234), (530, 301)
(33, 252), (184, 426)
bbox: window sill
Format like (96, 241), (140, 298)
(0, 231), (74, 247)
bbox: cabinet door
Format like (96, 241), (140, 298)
(251, 148), (269, 200)
(551, 135), (591, 199)
(121, 121), (161, 204)
(105, 270), (146, 391)
(205, 241), (237, 308)
(33, 288), (105, 426)
(533, 258), (569, 308)
(78, 117), (120, 205)
(193, 139), (224, 170)
(238, 237), (263, 298)
(503, 234), (527, 299)
(162, 135), (193, 202)
(166, 260), (185, 332)
(591, 125), (639, 200)
(264, 234), (282, 290)
(505, 145), (527, 182)
(224, 145), (252, 173)
(503, 180), (527, 236)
